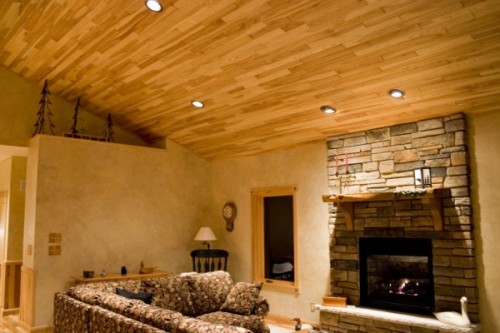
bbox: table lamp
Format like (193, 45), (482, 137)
(194, 227), (217, 249)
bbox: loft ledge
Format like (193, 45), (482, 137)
(322, 188), (451, 203)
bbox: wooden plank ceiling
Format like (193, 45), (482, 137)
(1, 0), (499, 160)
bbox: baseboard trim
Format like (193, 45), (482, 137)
(15, 319), (53, 333)
(1, 308), (20, 316)
(266, 313), (295, 328)
(29, 325), (53, 333)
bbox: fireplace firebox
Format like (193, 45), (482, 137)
(359, 237), (434, 315)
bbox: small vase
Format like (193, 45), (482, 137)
(121, 266), (127, 275)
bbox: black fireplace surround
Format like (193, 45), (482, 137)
(359, 237), (435, 315)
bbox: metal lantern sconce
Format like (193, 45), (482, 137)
(414, 168), (432, 188)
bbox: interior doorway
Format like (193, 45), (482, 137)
(0, 146), (28, 314)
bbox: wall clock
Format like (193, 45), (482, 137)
(222, 202), (236, 232)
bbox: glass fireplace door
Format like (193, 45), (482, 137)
(359, 237), (434, 315)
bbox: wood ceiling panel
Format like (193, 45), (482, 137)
(1, 0), (499, 159)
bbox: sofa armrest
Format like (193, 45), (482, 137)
(54, 292), (92, 333)
(253, 296), (269, 317)
(176, 316), (253, 333)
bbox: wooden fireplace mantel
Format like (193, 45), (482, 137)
(322, 188), (450, 231)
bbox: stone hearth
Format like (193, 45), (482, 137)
(323, 113), (478, 332)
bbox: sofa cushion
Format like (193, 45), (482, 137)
(197, 311), (269, 333)
(116, 288), (153, 304)
(89, 305), (165, 333)
(220, 282), (262, 315)
(185, 271), (233, 316)
(142, 275), (195, 315)
(100, 292), (144, 316)
(99, 291), (183, 331)
(126, 302), (183, 332)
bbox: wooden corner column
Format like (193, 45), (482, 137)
(19, 266), (35, 327)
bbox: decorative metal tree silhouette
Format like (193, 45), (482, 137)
(69, 97), (80, 137)
(104, 113), (115, 142)
(32, 80), (55, 136)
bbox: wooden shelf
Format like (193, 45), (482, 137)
(322, 188), (450, 231)
(71, 270), (170, 285)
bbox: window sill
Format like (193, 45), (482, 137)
(260, 278), (298, 294)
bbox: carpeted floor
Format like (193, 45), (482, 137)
(268, 324), (294, 333)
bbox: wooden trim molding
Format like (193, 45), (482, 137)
(19, 266), (35, 327)
(70, 270), (169, 285)
(321, 188), (451, 204)
(0, 263), (5, 310)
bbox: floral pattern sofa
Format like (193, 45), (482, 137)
(54, 271), (270, 333)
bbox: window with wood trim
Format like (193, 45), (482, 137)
(251, 186), (298, 293)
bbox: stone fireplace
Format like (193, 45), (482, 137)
(321, 113), (478, 332)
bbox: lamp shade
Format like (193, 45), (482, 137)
(194, 227), (217, 242)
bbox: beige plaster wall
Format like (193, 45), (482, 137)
(0, 67), (148, 148)
(211, 141), (330, 323)
(24, 135), (211, 327)
(468, 111), (500, 332)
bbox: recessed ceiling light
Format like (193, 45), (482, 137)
(191, 100), (204, 108)
(145, 0), (163, 12)
(320, 105), (337, 114)
(388, 88), (405, 99)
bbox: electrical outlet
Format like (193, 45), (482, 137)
(49, 245), (61, 256)
(310, 302), (316, 312)
(49, 233), (62, 243)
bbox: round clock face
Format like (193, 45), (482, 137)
(222, 202), (236, 231)
(222, 204), (234, 220)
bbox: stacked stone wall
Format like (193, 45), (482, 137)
(320, 311), (441, 333)
(325, 113), (478, 332)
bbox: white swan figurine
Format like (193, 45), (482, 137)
(434, 296), (471, 327)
